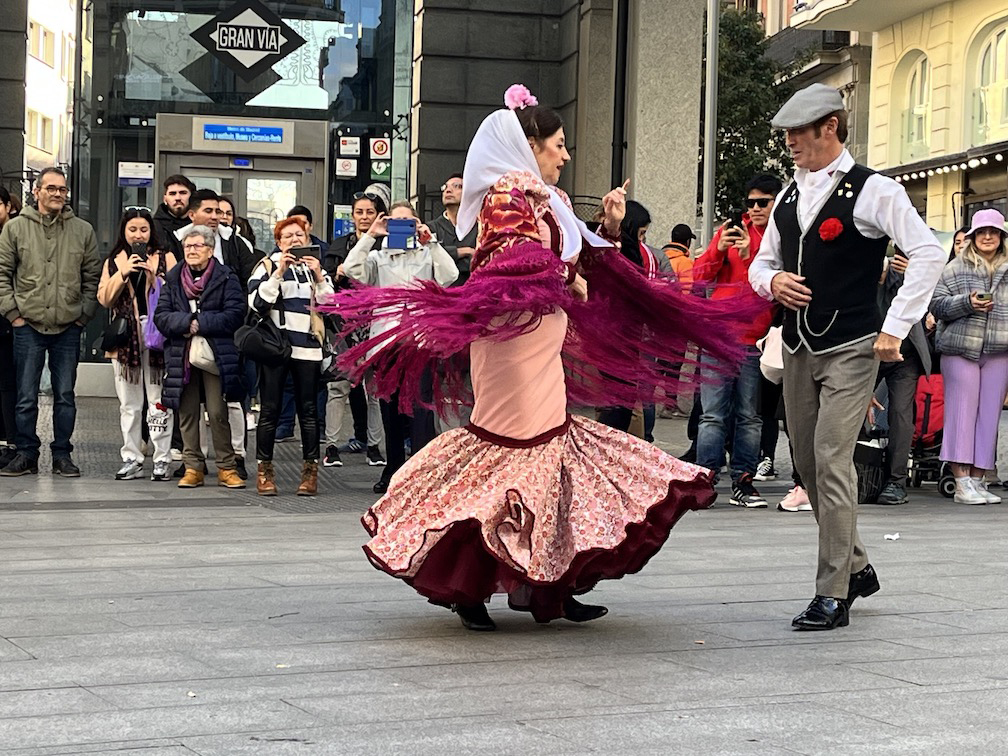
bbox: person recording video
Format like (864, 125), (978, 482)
(341, 200), (459, 494)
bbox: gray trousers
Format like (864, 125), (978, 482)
(783, 339), (878, 598)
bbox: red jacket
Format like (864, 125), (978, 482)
(692, 214), (776, 345)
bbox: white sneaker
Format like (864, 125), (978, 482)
(972, 477), (1001, 504)
(777, 486), (812, 512)
(954, 476), (988, 505)
(115, 460), (144, 480)
(151, 461), (172, 481)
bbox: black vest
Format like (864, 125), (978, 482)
(775, 164), (890, 354)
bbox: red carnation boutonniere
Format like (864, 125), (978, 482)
(819, 218), (844, 242)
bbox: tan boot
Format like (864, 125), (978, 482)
(296, 460), (318, 496)
(217, 468), (246, 489)
(257, 461), (278, 496)
(177, 467), (204, 488)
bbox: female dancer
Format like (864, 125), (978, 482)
(332, 86), (759, 630)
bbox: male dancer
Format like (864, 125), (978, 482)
(749, 84), (945, 630)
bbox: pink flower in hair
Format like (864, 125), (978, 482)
(504, 84), (539, 110)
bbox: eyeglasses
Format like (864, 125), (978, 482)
(745, 198), (773, 209)
(441, 182), (463, 191)
(41, 185), (69, 196)
(183, 243), (208, 251)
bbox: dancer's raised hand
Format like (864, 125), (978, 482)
(602, 179), (630, 235)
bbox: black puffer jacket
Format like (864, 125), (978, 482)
(153, 262), (246, 409)
(152, 204), (189, 250)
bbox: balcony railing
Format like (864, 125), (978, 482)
(900, 107), (930, 164)
(766, 27), (851, 65)
(973, 82), (1008, 147)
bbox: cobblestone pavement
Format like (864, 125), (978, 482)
(1, 398), (1007, 753)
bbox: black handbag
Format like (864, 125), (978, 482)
(234, 300), (291, 366)
(99, 315), (130, 352)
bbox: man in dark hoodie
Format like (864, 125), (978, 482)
(153, 175), (195, 248)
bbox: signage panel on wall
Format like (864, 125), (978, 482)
(371, 161), (390, 181)
(117, 162), (155, 187)
(335, 158), (358, 178)
(191, 117), (295, 155)
(339, 136), (361, 157)
(190, 0), (306, 81)
(204, 124), (284, 144)
(369, 138), (390, 160)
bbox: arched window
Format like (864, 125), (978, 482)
(898, 53), (931, 162)
(975, 25), (1008, 144)
(906, 56), (931, 149)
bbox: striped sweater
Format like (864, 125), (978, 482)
(248, 254), (335, 362)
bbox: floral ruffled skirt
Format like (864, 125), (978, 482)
(362, 415), (715, 622)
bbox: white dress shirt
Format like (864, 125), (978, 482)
(748, 149), (947, 340)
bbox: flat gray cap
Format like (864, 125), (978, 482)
(771, 83), (845, 129)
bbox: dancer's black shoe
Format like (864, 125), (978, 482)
(452, 602), (496, 631)
(562, 596), (608, 623)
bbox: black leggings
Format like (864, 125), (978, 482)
(759, 376), (783, 461)
(257, 359), (320, 461)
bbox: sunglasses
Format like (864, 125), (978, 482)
(353, 191), (382, 202)
(745, 198), (773, 209)
(124, 206), (152, 213)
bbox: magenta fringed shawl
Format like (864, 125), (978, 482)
(323, 240), (767, 415)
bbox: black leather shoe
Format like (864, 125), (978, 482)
(52, 456), (81, 477)
(562, 596), (609, 623)
(875, 482), (908, 505)
(453, 602), (496, 631)
(0, 446), (16, 470)
(846, 563), (880, 607)
(372, 478), (389, 495)
(792, 595), (849, 630)
(0, 452), (39, 477)
(234, 456), (248, 481)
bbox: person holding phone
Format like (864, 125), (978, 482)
(248, 216), (334, 496)
(98, 208), (178, 481)
(872, 246), (934, 506)
(341, 201), (459, 495)
(691, 174), (782, 508)
(930, 209), (1008, 504)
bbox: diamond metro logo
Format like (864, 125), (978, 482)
(191, 0), (306, 82)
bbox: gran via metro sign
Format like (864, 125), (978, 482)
(191, 0), (306, 81)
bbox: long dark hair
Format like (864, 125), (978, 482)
(515, 105), (564, 141)
(620, 200), (652, 268)
(949, 226), (968, 262)
(110, 208), (162, 261)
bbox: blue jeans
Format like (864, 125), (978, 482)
(12, 324), (82, 459)
(696, 348), (762, 481)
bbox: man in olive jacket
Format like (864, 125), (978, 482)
(0, 168), (100, 477)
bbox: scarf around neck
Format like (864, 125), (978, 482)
(182, 258), (215, 300)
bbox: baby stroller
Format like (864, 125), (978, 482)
(907, 373), (955, 497)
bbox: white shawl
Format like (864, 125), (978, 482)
(454, 109), (607, 263)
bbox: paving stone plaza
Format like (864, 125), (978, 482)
(1, 399), (1006, 753)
